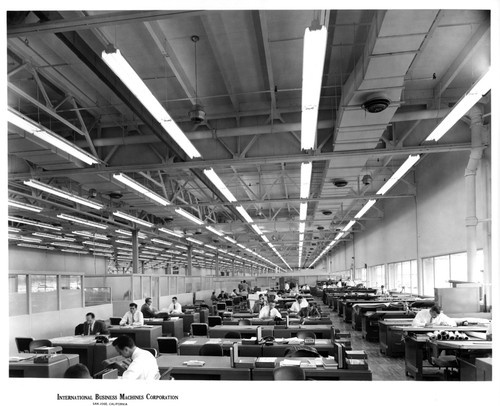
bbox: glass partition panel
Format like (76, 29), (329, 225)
(9, 274), (28, 316)
(142, 276), (151, 299)
(61, 275), (83, 309)
(159, 276), (168, 297)
(450, 252), (467, 282)
(434, 255), (450, 288)
(84, 287), (111, 306)
(133, 276), (141, 300)
(422, 257), (434, 296)
(31, 275), (57, 313)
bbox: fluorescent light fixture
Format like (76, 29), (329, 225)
(298, 222), (306, 234)
(115, 229), (147, 239)
(186, 237), (203, 245)
(7, 108), (100, 165)
(342, 220), (356, 232)
(8, 199), (43, 213)
(376, 155), (421, 196)
(151, 238), (172, 246)
(236, 243), (246, 250)
(261, 235), (270, 243)
(61, 249), (89, 255)
(101, 48), (201, 159)
(235, 206), (254, 223)
(205, 244), (217, 250)
(175, 245), (188, 250)
(299, 202), (308, 221)
(51, 242), (85, 249)
(300, 162), (312, 199)
(113, 211), (154, 228)
(301, 25), (328, 151)
(18, 243), (54, 250)
(24, 179), (103, 210)
(426, 69), (491, 142)
(88, 247), (114, 253)
(116, 239), (133, 246)
(224, 236), (237, 244)
(113, 173), (170, 206)
(334, 232), (344, 241)
(203, 168), (237, 202)
(8, 227), (21, 233)
(8, 215), (62, 231)
(205, 252), (215, 257)
(159, 227), (184, 238)
(72, 230), (109, 240)
(144, 246), (164, 251)
(355, 199), (377, 219)
(82, 241), (113, 248)
(175, 208), (205, 225)
(206, 226), (224, 237)
(251, 224), (263, 235)
(8, 235), (42, 243)
(32, 232), (74, 241)
(57, 213), (108, 230)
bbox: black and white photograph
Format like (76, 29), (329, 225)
(3, 1), (498, 405)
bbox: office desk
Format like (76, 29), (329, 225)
(209, 324), (333, 339)
(179, 337), (244, 355)
(145, 318), (183, 339)
(402, 327), (488, 380)
(283, 325), (333, 339)
(252, 358), (372, 381)
(108, 325), (162, 350)
(475, 357), (492, 381)
(362, 311), (413, 341)
(175, 313), (200, 334)
(209, 325), (271, 338)
(261, 339), (334, 357)
(378, 320), (414, 356)
(156, 354), (251, 380)
(49, 335), (119, 375)
(9, 353), (79, 378)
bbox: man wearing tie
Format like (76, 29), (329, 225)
(83, 312), (108, 335)
(120, 303), (144, 326)
(258, 301), (282, 320)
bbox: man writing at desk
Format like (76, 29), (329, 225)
(412, 305), (457, 327)
(120, 303), (144, 326)
(259, 301), (282, 320)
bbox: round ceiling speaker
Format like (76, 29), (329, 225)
(362, 97), (391, 113)
(322, 210), (332, 216)
(333, 179), (348, 187)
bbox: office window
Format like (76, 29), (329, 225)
(9, 275), (28, 316)
(354, 267), (366, 285)
(366, 264), (385, 288)
(61, 275), (83, 309)
(142, 277), (151, 299)
(450, 252), (467, 282)
(422, 257), (434, 296)
(31, 275), (57, 313)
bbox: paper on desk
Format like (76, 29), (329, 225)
(207, 339), (222, 344)
(280, 359), (301, 366)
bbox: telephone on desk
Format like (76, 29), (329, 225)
(102, 355), (131, 375)
(95, 335), (109, 344)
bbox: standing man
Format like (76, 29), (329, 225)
(141, 297), (159, 318)
(82, 312), (108, 335)
(120, 303), (144, 326)
(112, 335), (160, 380)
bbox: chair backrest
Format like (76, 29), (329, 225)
(284, 347), (320, 358)
(159, 367), (174, 380)
(29, 339), (52, 353)
(238, 319), (251, 326)
(191, 323), (209, 337)
(297, 331), (316, 340)
(15, 337), (33, 353)
(141, 347), (158, 357)
(273, 366), (305, 380)
(157, 337), (178, 354)
(208, 316), (222, 327)
(224, 331), (242, 339)
(74, 323), (84, 335)
(199, 343), (223, 356)
(109, 317), (122, 325)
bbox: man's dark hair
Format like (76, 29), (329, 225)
(145, 297), (152, 302)
(86, 312), (95, 319)
(297, 295), (303, 300)
(112, 335), (136, 350)
(129, 303), (138, 308)
(430, 305), (441, 314)
(64, 363), (91, 378)
(172, 296), (178, 300)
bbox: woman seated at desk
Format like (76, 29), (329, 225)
(412, 305), (457, 327)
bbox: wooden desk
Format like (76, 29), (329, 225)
(475, 357), (492, 381)
(362, 311), (413, 341)
(49, 335), (119, 375)
(175, 313), (200, 334)
(145, 318), (183, 339)
(209, 324), (333, 339)
(378, 320), (413, 356)
(209, 325), (272, 338)
(156, 354), (251, 380)
(284, 325), (333, 339)
(261, 339), (334, 357)
(108, 325), (162, 351)
(9, 353), (79, 378)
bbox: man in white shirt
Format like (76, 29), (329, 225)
(345, 277), (355, 287)
(258, 301), (282, 319)
(112, 335), (160, 380)
(167, 297), (183, 314)
(120, 303), (144, 326)
(412, 305), (457, 327)
(290, 296), (308, 313)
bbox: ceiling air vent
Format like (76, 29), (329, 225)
(189, 104), (206, 123)
(362, 97), (391, 113)
(333, 179), (348, 187)
(322, 210), (332, 215)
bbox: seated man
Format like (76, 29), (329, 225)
(166, 297), (183, 315)
(64, 363), (91, 379)
(252, 295), (266, 313)
(120, 303), (144, 326)
(229, 289), (238, 298)
(112, 335), (160, 380)
(290, 295), (308, 314)
(412, 305), (457, 327)
(141, 297), (159, 318)
(258, 301), (282, 320)
(307, 302), (321, 319)
(81, 312), (108, 335)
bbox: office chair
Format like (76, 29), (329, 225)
(15, 337), (34, 353)
(159, 367), (174, 380)
(74, 323), (84, 335)
(190, 323), (209, 337)
(427, 341), (458, 380)
(199, 343), (223, 356)
(208, 316), (222, 327)
(157, 337), (178, 354)
(29, 339), (52, 353)
(224, 331), (242, 339)
(238, 319), (251, 326)
(273, 366), (305, 380)
(142, 347), (158, 358)
(296, 331), (316, 341)
(284, 347), (320, 358)
(109, 317), (122, 326)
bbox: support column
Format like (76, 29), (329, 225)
(215, 253), (220, 277)
(186, 246), (192, 276)
(132, 229), (139, 274)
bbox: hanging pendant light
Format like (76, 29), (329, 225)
(189, 35), (206, 123)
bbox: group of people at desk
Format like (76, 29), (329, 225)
(252, 295), (322, 320)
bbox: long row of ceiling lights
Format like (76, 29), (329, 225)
(101, 46), (288, 272)
(308, 68), (492, 269)
(298, 23), (328, 268)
